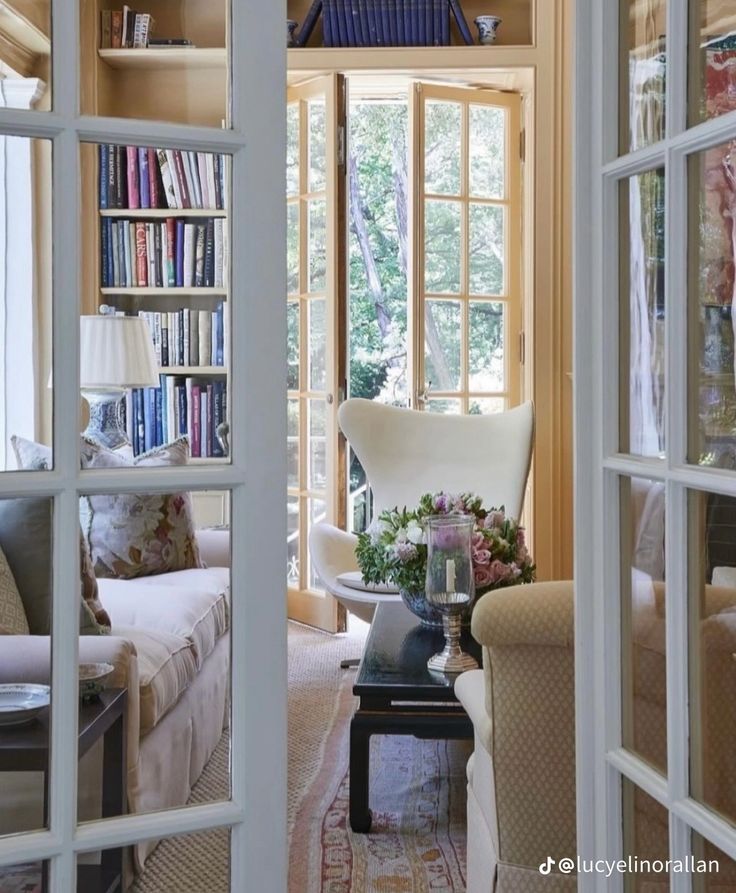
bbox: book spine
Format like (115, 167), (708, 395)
(100, 219), (109, 287)
(183, 224), (195, 287)
(135, 221), (147, 286)
(199, 312), (211, 366)
(114, 146), (125, 207)
(204, 218), (215, 287)
(191, 386), (201, 457)
(147, 147), (159, 208)
(153, 223), (162, 287)
(177, 384), (187, 437)
(154, 385), (162, 447)
(206, 383), (215, 456)
(447, 0), (473, 44)
(194, 224), (205, 287)
(100, 9), (112, 48)
(143, 387), (154, 453)
(161, 318), (169, 366)
(214, 219), (224, 288)
(333, 0), (347, 46)
(153, 313), (162, 366)
(344, 0), (358, 44)
(189, 310), (199, 366)
(136, 388), (145, 453)
(125, 146), (139, 209)
(111, 11), (123, 48)
(178, 309), (186, 366)
(296, 0), (322, 46)
(197, 153), (210, 208)
(165, 218), (176, 286)
(158, 149), (177, 209)
(395, 0), (405, 44)
(165, 376), (175, 442)
(216, 303), (224, 365)
(425, 0), (432, 46)
(365, 0), (378, 44)
(388, 0), (398, 45)
(185, 377), (194, 442)
(173, 151), (191, 209)
(199, 390), (208, 457)
(99, 144), (108, 209)
(165, 149), (183, 208)
(122, 220), (132, 286)
(176, 219), (185, 286)
(379, 0), (391, 45)
(138, 146), (150, 208)
(205, 154), (216, 208)
(159, 374), (168, 443)
(181, 151), (198, 209)
(213, 381), (224, 457)
(183, 312), (190, 369)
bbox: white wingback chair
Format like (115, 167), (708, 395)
(309, 399), (534, 625)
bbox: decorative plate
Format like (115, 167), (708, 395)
(78, 663), (114, 700)
(0, 684), (50, 727)
(336, 571), (400, 594)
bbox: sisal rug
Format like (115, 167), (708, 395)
(131, 620), (471, 892)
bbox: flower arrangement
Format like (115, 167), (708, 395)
(355, 491), (535, 597)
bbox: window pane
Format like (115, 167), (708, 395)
(469, 302), (505, 392)
(79, 829), (231, 891)
(287, 399), (299, 489)
(287, 495), (299, 586)
(0, 6), (50, 111)
(621, 477), (667, 775)
(308, 199), (326, 293)
(81, 0), (230, 127)
(688, 488), (736, 826)
(0, 497), (53, 837)
(621, 0), (666, 153)
(76, 491), (231, 823)
(308, 497), (326, 589)
(622, 779), (670, 891)
(286, 102), (300, 197)
(308, 300), (326, 391)
(287, 202), (300, 295)
(689, 2), (736, 125)
(425, 200), (461, 294)
(308, 398), (326, 490)
(0, 136), (52, 472)
(424, 100), (461, 196)
(688, 143), (736, 468)
(469, 105), (505, 199)
(0, 862), (50, 891)
(425, 301), (461, 392)
(470, 397), (505, 414)
(469, 204), (504, 295)
(692, 833), (736, 889)
(308, 98), (326, 193)
(426, 398), (461, 414)
(287, 302), (300, 390)
(620, 169), (666, 457)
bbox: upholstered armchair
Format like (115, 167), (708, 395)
(309, 399), (535, 627)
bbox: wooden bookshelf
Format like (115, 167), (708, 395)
(98, 47), (227, 71)
(160, 367), (226, 376)
(101, 288), (228, 297)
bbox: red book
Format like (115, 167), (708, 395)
(135, 222), (148, 286)
(111, 11), (123, 47)
(172, 151), (191, 209)
(126, 146), (139, 209)
(147, 147), (159, 208)
(191, 386), (201, 457)
(165, 217), (176, 287)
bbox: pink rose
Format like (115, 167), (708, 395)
(485, 510), (505, 530)
(474, 566), (493, 588)
(490, 560), (511, 584)
(472, 531), (486, 549)
(516, 527), (526, 547)
(473, 548), (491, 566)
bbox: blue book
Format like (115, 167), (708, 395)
(448, 0), (472, 44)
(371, 0), (383, 45)
(117, 222), (125, 287)
(99, 145), (108, 209)
(432, 0), (441, 44)
(159, 374), (168, 445)
(175, 219), (185, 286)
(136, 389), (145, 456)
(365, 0), (382, 47)
(387, 0), (398, 44)
(101, 220), (109, 287)
(177, 384), (187, 436)
(424, 0), (432, 45)
(416, 0), (425, 45)
(442, 0), (449, 44)
(154, 384), (163, 446)
(402, 0), (412, 45)
(138, 147), (150, 209)
(378, 0), (390, 45)
(143, 388), (154, 452)
(106, 220), (114, 287)
(335, 0), (350, 46)
(216, 303), (224, 365)
(348, 0), (361, 44)
(395, 0), (405, 44)
(296, 0), (322, 46)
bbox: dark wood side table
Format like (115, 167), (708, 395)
(0, 688), (127, 893)
(350, 602), (481, 833)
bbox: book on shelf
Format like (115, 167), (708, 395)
(100, 218), (229, 290)
(100, 6), (155, 48)
(135, 306), (227, 370)
(99, 144), (227, 211)
(126, 374), (227, 459)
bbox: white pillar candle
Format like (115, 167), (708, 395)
(445, 558), (456, 593)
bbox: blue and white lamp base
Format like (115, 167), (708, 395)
(82, 388), (128, 450)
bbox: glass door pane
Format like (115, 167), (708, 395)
(286, 76), (343, 633)
(414, 84), (521, 416)
(621, 0), (667, 153)
(688, 1), (736, 125)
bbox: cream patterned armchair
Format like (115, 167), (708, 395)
(309, 398), (535, 626)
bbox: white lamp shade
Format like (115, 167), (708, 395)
(80, 315), (159, 389)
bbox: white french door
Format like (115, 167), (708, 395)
(0, 1), (285, 890)
(577, 0), (736, 889)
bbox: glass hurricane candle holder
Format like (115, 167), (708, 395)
(424, 515), (479, 674)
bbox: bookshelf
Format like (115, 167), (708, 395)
(80, 0), (231, 471)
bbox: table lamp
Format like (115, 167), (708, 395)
(80, 314), (158, 450)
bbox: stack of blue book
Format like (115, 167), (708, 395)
(316, 0), (456, 47)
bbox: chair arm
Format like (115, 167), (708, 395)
(471, 580), (574, 649)
(455, 669), (492, 751)
(308, 523), (359, 591)
(197, 528), (231, 569)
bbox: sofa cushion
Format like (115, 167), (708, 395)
(114, 626), (198, 735)
(0, 544), (29, 635)
(79, 437), (203, 581)
(99, 574), (229, 669)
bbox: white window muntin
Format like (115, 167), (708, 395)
(0, 1), (286, 890)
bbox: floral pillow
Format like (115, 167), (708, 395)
(79, 437), (202, 580)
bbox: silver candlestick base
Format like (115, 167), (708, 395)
(427, 614), (479, 674)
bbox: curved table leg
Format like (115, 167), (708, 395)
(349, 717), (372, 833)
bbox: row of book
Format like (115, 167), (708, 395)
(126, 376), (227, 458)
(99, 145), (227, 211)
(100, 7), (154, 49)
(137, 308), (227, 369)
(320, 0), (451, 47)
(101, 218), (228, 289)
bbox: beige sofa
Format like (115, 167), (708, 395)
(0, 527), (230, 873)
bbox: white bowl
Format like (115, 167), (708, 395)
(79, 662), (115, 700)
(0, 684), (51, 726)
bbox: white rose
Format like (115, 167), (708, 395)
(406, 523), (424, 545)
(395, 527), (408, 544)
(368, 518), (387, 544)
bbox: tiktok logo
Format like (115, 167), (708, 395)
(539, 857), (555, 875)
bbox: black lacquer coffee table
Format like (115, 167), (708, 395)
(350, 602), (481, 833)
